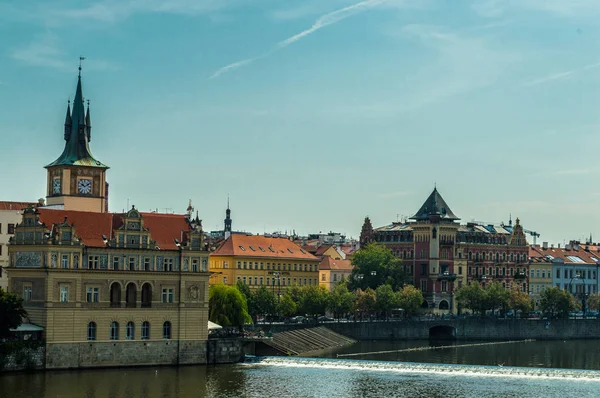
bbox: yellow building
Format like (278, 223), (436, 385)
(209, 234), (320, 292)
(318, 256), (353, 292)
(6, 71), (211, 369)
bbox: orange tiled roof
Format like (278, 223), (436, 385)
(530, 245), (600, 265)
(315, 245), (333, 256)
(318, 256), (353, 271)
(0, 201), (37, 211)
(36, 209), (192, 250)
(211, 235), (319, 261)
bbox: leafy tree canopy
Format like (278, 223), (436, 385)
(0, 288), (27, 339)
(209, 284), (252, 328)
(349, 243), (406, 291)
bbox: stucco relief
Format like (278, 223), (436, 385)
(100, 255), (108, 269)
(188, 285), (199, 302)
(51, 253), (57, 268)
(15, 252), (42, 267)
(183, 258), (189, 272)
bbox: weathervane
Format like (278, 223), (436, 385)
(78, 56), (86, 76)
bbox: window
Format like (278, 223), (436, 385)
(129, 257), (136, 271)
(223, 261), (229, 269)
(163, 321), (171, 339)
(420, 264), (426, 276)
(192, 259), (199, 272)
(87, 322), (97, 341)
(333, 274), (337, 282)
(254, 277), (258, 285)
(163, 258), (173, 272)
(110, 321), (119, 340)
(223, 276), (228, 284)
(144, 258), (151, 271)
(113, 257), (120, 270)
(126, 321), (135, 340)
(87, 287), (99, 303)
(441, 280), (447, 292)
(61, 254), (69, 269)
(420, 280), (427, 292)
(141, 321), (150, 340)
(239, 245), (246, 251)
(260, 277), (263, 285)
(458, 266), (462, 275)
(237, 261), (241, 269)
(60, 286), (69, 303)
(162, 288), (174, 303)
(88, 256), (99, 269)
(7, 224), (15, 234)
(23, 285), (32, 302)
(322, 273), (326, 281)
(556, 268), (561, 279)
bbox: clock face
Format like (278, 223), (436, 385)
(77, 179), (92, 194)
(53, 178), (61, 194)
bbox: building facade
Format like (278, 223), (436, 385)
(318, 256), (353, 292)
(6, 71), (211, 369)
(368, 188), (530, 313)
(0, 201), (37, 290)
(209, 234), (320, 295)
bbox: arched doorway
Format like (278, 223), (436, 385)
(438, 300), (449, 310)
(141, 283), (152, 308)
(421, 300), (429, 309)
(126, 283), (137, 308)
(110, 283), (121, 308)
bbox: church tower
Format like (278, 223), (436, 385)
(45, 66), (109, 213)
(224, 198), (232, 239)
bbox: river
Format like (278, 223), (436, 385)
(2, 339), (600, 397)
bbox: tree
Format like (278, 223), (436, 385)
(508, 287), (533, 315)
(375, 284), (397, 319)
(484, 282), (510, 315)
(540, 287), (578, 318)
(0, 288), (27, 339)
(455, 282), (485, 315)
(253, 286), (277, 319)
(278, 294), (297, 317)
(328, 283), (355, 319)
(355, 288), (376, 319)
(209, 284), (252, 329)
(396, 285), (424, 317)
(587, 293), (600, 311)
(349, 243), (406, 291)
(298, 286), (329, 320)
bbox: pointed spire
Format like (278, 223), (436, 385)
(64, 100), (72, 141)
(85, 99), (91, 142)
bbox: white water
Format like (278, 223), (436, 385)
(245, 356), (600, 382)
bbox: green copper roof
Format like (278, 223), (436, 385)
(46, 74), (108, 169)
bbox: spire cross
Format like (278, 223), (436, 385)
(78, 56), (86, 76)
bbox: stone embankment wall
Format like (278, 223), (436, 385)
(0, 345), (45, 372)
(259, 319), (600, 341)
(1, 339), (243, 372)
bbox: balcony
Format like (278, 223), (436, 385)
(438, 271), (457, 281)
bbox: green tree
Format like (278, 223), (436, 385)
(455, 282), (485, 315)
(209, 284), (252, 330)
(235, 280), (258, 321)
(349, 243), (406, 290)
(278, 294), (297, 317)
(484, 282), (510, 315)
(375, 284), (397, 319)
(253, 286), (277, 319)
(587, 293), (600, 311)
(396, 285), (424, 317)
(298, 286), (329, 320)
(0, 288), (27, 339)
(540, 287), (578, 318)
(508, 286), (533, 315)
(328, 283), (354, 319)
(355, 288), (377, 319)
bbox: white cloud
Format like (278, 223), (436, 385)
(210, 0), (389, 78)
(523, 61), (600, 86)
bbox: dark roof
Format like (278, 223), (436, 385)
(46, 73), (108, 169)
(410, 188), (459, 221)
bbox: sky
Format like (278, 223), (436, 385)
(1, 0), (600, 244)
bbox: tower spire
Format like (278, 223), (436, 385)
(224, 196), (232, 238)
(64, 100), (72, 141)
(85, 99), (91, 142)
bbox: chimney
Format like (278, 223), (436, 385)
(558, 243), (561, 248)
(542, 242), (548, 250)
(585, 245), (590, 252)
(37, 198), (45, 207)
(565, 244), (571, 250)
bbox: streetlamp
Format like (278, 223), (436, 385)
(569, 273), (587, 317)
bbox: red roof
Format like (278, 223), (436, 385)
(315, 245), (333, 256)
(318, 256), (353, 271)
(212, 235), (319, 261)
(36, 209), (191, 250)
(0, 201), (37, 211)
(529, 245), (600, 264)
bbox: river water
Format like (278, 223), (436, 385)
(2, 340), (600, 397)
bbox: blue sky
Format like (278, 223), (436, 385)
(1, 0), (600, 244)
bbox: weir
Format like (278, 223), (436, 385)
(262, 326), (356, 355)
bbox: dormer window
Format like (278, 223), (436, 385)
(259, 246), (265, 252)
(239, 245), (246, 251)
(249, 246), (256, 251)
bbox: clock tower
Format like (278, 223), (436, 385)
(45, 68), (109, 213)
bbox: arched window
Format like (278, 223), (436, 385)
(87, 322), (97, 341)
(110, 321), (119, 340)
(126, 321), (135, 340)
(141, 283), (152, 308)
(502, 253), (506, 261)
(163, 321), (171, 339)
(142, 321), (150, 340)
(126, 282), (137, 308)
(110, 283), (121, 308)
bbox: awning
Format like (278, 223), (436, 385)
(208, 321), (222, 330)
(10, 323), (44, 332)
